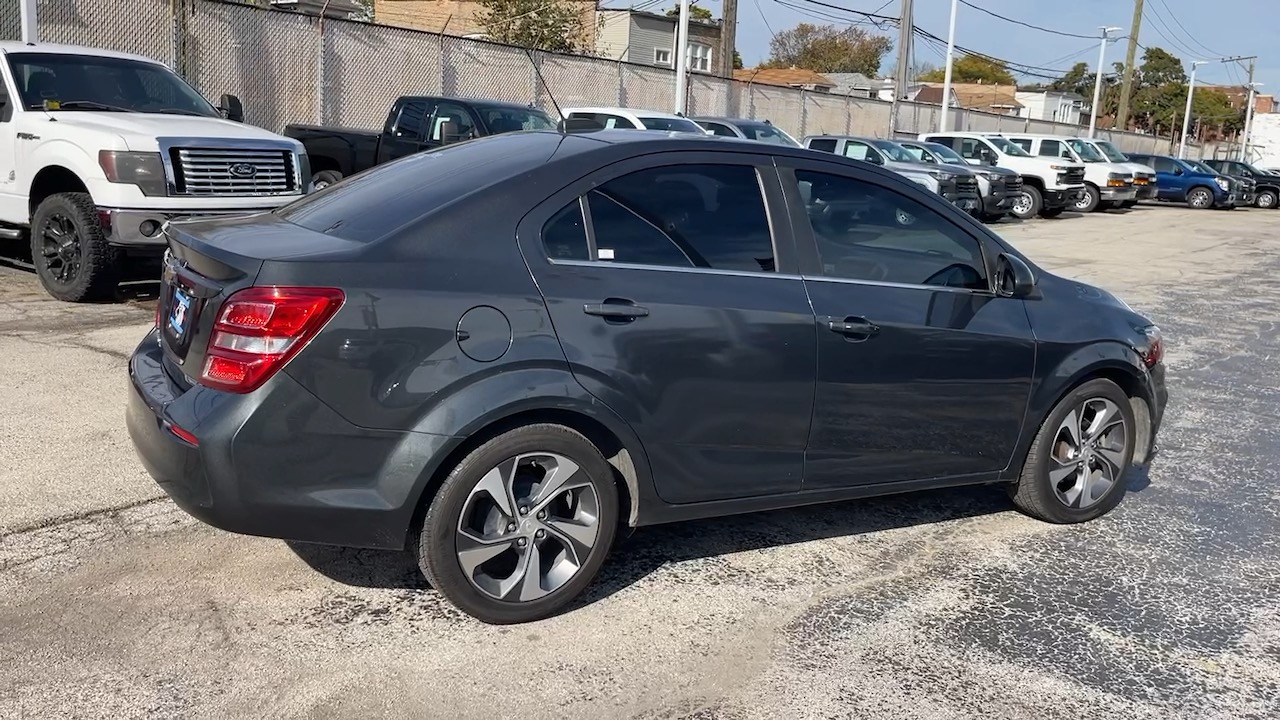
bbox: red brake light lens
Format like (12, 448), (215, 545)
(199, 286), (344, 393)
(1140, 325), (1164, 368)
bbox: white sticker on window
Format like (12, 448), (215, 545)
(598, 247), (615, 260)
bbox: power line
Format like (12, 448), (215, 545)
(954, 0), (1097, 40)
(1153, 0), (1227, 58)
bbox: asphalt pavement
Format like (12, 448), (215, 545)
(1, 205), (1278, 719)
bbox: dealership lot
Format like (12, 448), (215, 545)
(2, 206), (1278, 719)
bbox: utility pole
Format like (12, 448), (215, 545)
(889, 0), (914, 137)
(673, 0), (690, 115)
(1179, 61), (1205, 159)
(939, 0), (958, 132)
(1241, 60), (1258, 162)
(20, 0), (38, 43)
(719, 0), (738, 79)
(1089, 27), (1123, 137)
(1115, 0), (1144, 131)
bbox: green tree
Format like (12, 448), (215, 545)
(733, 50), (744, 70)
(666, 5), (714, 20)
(762, 23), (893, 76)
(918, 54), (1015, 85)
(1049, 62), (1091, 96)
(477, 0), (590, 53)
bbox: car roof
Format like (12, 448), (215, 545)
(563, 107), (689, 120)
(692, 116), (767, 124)
(0, 41), (163, 65)
(1004, 133), (1086, 141)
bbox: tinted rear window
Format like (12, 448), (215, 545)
(277, 133), (560, 242)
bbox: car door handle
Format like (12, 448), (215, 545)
(824, 316), (880, 338)
(584, 299), (650, 320)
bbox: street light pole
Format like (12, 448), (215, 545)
(1089, 26), (1122, 137)
(1242, 81), (1261, 163)
(1179, 61), (1206, 159)
(938, 0), (958, 133)
(673, 0), (690, 115)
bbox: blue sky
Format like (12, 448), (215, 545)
(632, 0), (1278, 90)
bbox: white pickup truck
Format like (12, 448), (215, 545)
(918, 131), (1087, 219)
(0, 42), (309, 301)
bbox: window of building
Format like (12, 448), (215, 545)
(654, 48), (671, 66)
(688, 43), (713, 72)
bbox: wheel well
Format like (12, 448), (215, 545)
(1060, 367), (1155, 465)
(405, 408), (641, 551)
(310, 156), (341, 174)
(1021, 175), (1045, 190)
(29, 166), (89, 216)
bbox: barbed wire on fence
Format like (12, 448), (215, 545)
(0, 0), (1192, 156)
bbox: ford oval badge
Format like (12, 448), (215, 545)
(229, 163), (258, 178)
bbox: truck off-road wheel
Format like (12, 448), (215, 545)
(1009, 378), (1136, 524)
(30, 192), (122, 303)
(312, 170), (343, 190)
(1074, 185), (1100, 213)
(1010, 186), (1041, 219)
(1186, 187), (1214, 209)
(1256, 190), (1277, 209)
(417, 424), (620, 624)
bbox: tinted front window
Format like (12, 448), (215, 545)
(1068, 139), (1105, 162)
(1150, 157), (1177, 173)
(987, 136), (1032, 156)
(6, 52), (217, 117)
(1096, 141), (1130, 162)
(924, 142), (967, 164)
(429, 103), (477, 144)
(899, 144), (932, 162)
(583, 165), (775, 273)
(870, 141), (916, 162)
(700, 122), (739, 137)
(796, 170), (986, 289)
(278, 133), (558, 243)
(1038, 139), (1066, 158)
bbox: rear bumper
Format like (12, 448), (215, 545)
(103, 208), (276, 247)
(126, 329), (451, 550)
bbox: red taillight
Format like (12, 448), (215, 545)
(199, 286), (344, 393)
(1141, 325), (1164, 368)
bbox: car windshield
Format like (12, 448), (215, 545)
(987, 136), (1032, 156)
(1186, 160), (1217, 174)
(6, 52), (219, 117)
(472, 104), (555, 132)
(870, 140), (916, 162)
(1068, 139), (1106, 162)
(1094, 140), (1130, 163)
(734, 121), (801, 146)
(923, 142), (967, 165)
(637, 116), (707, 134)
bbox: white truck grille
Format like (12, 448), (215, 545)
(170, 148), (298, 197)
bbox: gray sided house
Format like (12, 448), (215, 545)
(596, 9), (725, 76)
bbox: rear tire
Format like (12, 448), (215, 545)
(30, 192), (122, 303)
(418, 424), (619, 624)
(1010, 186), (1041, 220)
(312, 170), (343, 190)
(1009, 379), (1136, 524)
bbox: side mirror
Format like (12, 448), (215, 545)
(439, 120), (460, 144)
(866, 151), (884, 165)
(985, 154), (997, 166)
(1173, 166), (1184, 176)
(219, 93), (243, 123)
(996, 253), (1036, 298)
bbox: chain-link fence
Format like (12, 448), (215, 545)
(1, 0), (1186, 156)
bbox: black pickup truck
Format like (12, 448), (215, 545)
(285, 96), (557, 188)
(1203, 159), (1280, 209)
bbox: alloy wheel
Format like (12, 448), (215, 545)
(1260, 192), (1277, 209)
(1189, 189), (1212, 208)
(40, 212), (83, 285)
(1048, 398), (1129, 509)
(455, 452), (600, 602)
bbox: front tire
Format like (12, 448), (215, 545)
(1009, 379), (1136, 524)
(312, 170), (343, 190)
(1010, 186), (1041, 220)
(1257, 190), (1278, 209)
(1186, 186), (1214, 209)
(1074, 184), (1101, 213)
(418, 424), (620, 624)
(30, 192), (122, 303)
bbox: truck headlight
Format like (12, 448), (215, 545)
(98, 151), (167, 197)
(1049, 164), (1073, 171)
(983, 171), (1003, 181)
(928, 170), (956, 181)
(1215, 177), (1231, 191)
